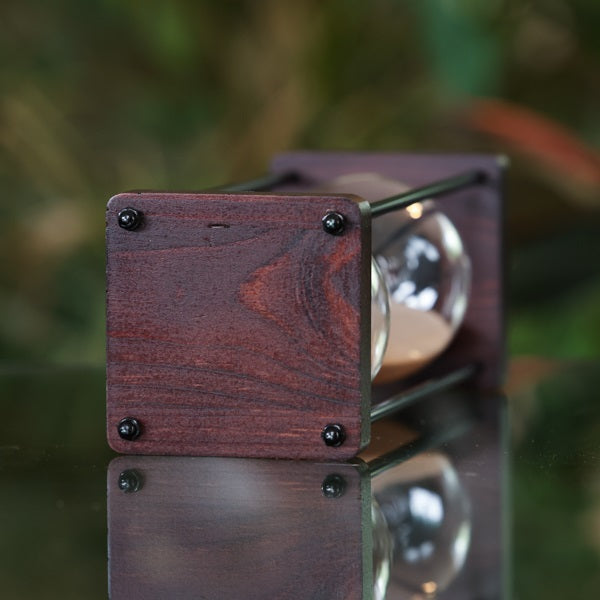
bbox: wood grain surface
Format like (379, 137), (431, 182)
(271, 152), (506, 393)
(106, 192), (371, 458)
(107, 456), (370, 600)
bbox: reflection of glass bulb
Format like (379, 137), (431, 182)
(317, 173), (471, 382)
(372, 452), (471, 596)
(372, 498), (393, 600)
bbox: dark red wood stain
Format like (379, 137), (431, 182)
(107, 192), (371, 458)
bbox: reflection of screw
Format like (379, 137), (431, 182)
(322, 212), (345, 235)
(321, 474), (347, 498)
(117, 417), (141, 441)
(118, 469), (143, 493)
(321, 423), (346, 447)
(118, 207), (142, 230)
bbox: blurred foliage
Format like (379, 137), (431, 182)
(0, 0), (599, 363)
(2, 7), (599, 598)
(510, 362), (600, 598)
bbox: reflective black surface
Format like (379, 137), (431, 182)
(1, 361), (600, 598)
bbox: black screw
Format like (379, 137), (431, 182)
(322, 423), (346, 447)
(118, 469), (143, 493)
(118, 207), (142, 230)
(322, 211), (345, 235)
(117, 417), (141, 441)
(321, 473), (347, 498)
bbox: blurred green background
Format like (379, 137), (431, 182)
(1, 0), (599, 365)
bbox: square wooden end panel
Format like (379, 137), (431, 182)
(107, 192), (371, 459)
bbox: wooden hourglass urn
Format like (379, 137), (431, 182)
(106, 152), (505, 459)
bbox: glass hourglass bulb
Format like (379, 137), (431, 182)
(371, 258), (390, 379)
(318, 173), (471, 382)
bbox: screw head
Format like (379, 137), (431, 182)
(118, 207), (142, 230)
(321, 423), (346, 447)
(117, 417), (141, 441)
(322, 211), (346, 235)
(321, 473), (347, 498)
(118, 469), (143, 493)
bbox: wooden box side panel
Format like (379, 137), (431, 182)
(271, 152), (505, 390)
(106, 192), (371, 458)
(107, 457), (369, 600)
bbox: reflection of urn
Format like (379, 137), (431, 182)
(372, 452), (471, 598)
(108, 405), (484, 599)
(372, 498), (394, 600)
(107, 457), (371, 600)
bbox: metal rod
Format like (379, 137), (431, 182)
(370, 169), (488, 218)
(370, 364), (478, 423)
(219, 171), (299, 193)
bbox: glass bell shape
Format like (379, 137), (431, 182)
(318, 173), (471, 382)
(371, 258), (390, 379)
